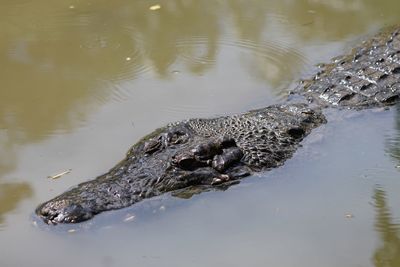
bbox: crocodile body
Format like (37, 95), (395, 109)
(296, 27), (400, 107)
(36, 27), (400, 225)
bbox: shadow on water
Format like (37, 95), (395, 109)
(376, 104), (400, 265)
(385, 105), (400, 164)
(0, 183), (33, 227)
(373, 188), (400, 267)
(0, 0), (399, 226)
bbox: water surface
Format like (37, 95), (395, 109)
(0, 0), (400, 266)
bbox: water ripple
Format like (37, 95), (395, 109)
(176, 36), (218, 68)
(175, 35), (308, 77)
(166, 35), (308, 116)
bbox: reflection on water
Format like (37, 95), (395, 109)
(1, 0), (399, 142)
(0, 0), (400, 265)
(272, 0), (397, 40)
(0, 0), (398, 176)
(373, 188), (400, 267)
(0, 183), (33, 227)
(386, 105), (400, 164)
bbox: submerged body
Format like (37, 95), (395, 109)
(37, 27), (400, 224)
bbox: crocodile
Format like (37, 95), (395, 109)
(296, 27), (400, 107)
(36, 27), (400, 225)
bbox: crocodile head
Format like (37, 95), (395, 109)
(36, 178), (132, 224)
(35, 134), (248, 225)
(35, 104), (326, 224)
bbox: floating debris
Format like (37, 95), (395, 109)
(302, 21), (314, 26)
(345, 213), (354, 219)
(159, 205), (166, 211)
(69, 5), (75, 9)
(149, 4), (161, 11)
(126, 57), (131, 61)
(172, 70), (180, 74)
(124, 215), (135, 222)
(47, 169), (72, 180)
(67, 229), (77, 233)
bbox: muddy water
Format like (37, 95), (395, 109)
(0, 0), (400, 266)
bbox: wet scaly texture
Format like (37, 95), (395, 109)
(36, 104), (325, 224)
(36, 26), (400, 225)
(297, 27), (400, 107)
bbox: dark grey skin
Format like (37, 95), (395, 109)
(37, 104), (325, 224)
(36, 27), (400, 225)
(296, 27), (400, 107)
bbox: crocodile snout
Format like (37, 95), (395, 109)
(36, 199), (94, 225)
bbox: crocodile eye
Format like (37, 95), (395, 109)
(176, 157), (198, 170)
(219, 136), (236, 148)
(287, 127), (305, 139)
(143, 138), (162, 154)
(166, 129), (188, 144)
(172, 153), (199, 170)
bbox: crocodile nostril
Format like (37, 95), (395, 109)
(287, 127), (305, 139)
(39, 209), (48, 216)
(36, 203), (49, 216)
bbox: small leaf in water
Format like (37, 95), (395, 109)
(149, 4), (161, 11)
(47, 169), (72, 180)
(124, 215), (135, 222)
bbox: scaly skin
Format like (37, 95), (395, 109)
(296, 27), (400, 107)
(36, 104), (325, 224)
(36, 27), (400, 225)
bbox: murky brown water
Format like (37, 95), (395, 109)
(1, 0), (400, 266)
